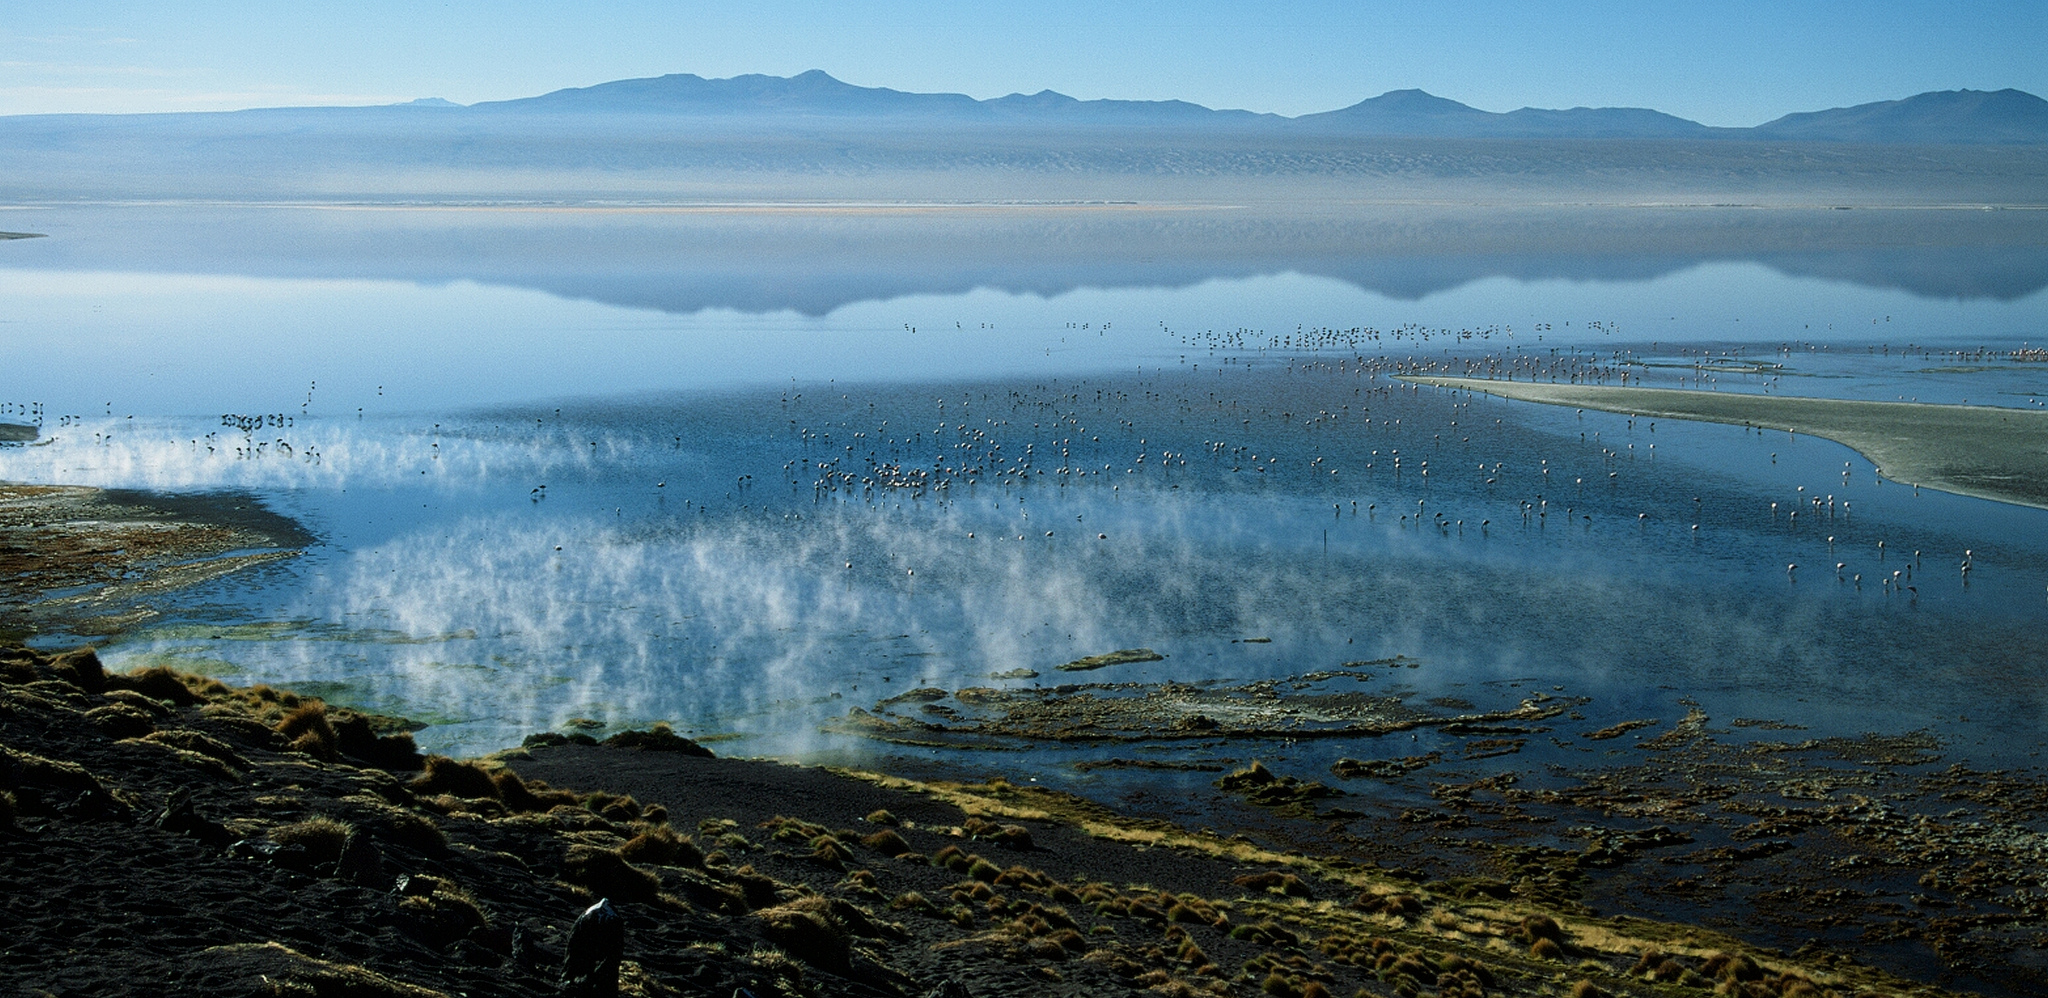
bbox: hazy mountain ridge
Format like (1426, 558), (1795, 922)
(3, 71), (2040, 143)
(446, 72), (2044, 143)
(1291, 89), (1723, 139)
(1750, 88), (2048, 144)
(469, 69), (1286, 127)
(4, 72), (2046, 204)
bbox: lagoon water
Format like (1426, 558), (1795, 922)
(4, 202), (2048, 788)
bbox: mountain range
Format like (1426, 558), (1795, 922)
(5, 71), (2045, 204)
(390, 71), (2048, 144)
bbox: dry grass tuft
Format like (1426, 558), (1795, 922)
(489, 769), (546, 811)
(85, 703), (156, 739)
(269, 816), (356, 865)
(111, 665), (214, 706)
(1702, 951), (1767, 984)
(392, 874), (490, 946)
(1233, 870), (1313, 898)
(808, 835), (853, 867)
(46, 647), (107, 693)
(962, 815), (1034, 848)
(562, 844), (661, 904)
(99, 689), (174, 716)
(1522, 913), (1566, 945)
(144, 728), (249, 768)
(276, 702), (338, 760)
(339, 794), (448, 854)
(859, 828), (911, 856)
(891, 891), (937, 914)
(588, 791), (643, 822)
(407, 755), (501, 800)
(754, 896), (851, 974)
(328, 709), (423, 770)
(619, 825), (705, 868)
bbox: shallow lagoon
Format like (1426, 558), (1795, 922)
(3, 203), (2047, 786)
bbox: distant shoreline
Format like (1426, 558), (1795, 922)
(1397, 375), (2048, 510)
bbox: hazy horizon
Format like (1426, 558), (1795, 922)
(1, 66), (2040, 133)
(6, 2), (2043, 125)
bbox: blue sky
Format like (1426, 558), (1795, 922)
(3, 1), (2041, 125)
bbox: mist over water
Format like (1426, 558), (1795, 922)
(4, 203), (2048, 777)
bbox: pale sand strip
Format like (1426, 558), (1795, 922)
(1396, 376), (2048, 511)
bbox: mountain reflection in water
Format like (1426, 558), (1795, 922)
(5, 202), (2046, 315)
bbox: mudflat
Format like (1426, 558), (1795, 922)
(0, 484), (308, 637)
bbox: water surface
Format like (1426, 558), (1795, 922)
(4, 202), (2046, 782)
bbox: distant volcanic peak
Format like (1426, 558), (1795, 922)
(1347, 89), (1491, 116)
(988, 90), (1079, 110)
(481, 69), (980, 116)
(1293, 89), (1716, 139)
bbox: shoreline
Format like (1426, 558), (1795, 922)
(6, 479), (2046, 993)
(1395, 376), (2048, 510)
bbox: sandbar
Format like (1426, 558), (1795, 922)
(1397, 376), (2048, 510)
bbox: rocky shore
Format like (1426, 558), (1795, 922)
(0, 641), (1975, 998)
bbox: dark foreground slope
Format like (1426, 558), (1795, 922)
(0, 642), (1977, 998)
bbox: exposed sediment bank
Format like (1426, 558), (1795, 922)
(0, 484), (309, 637)
(1396, 376), (2048, 509)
